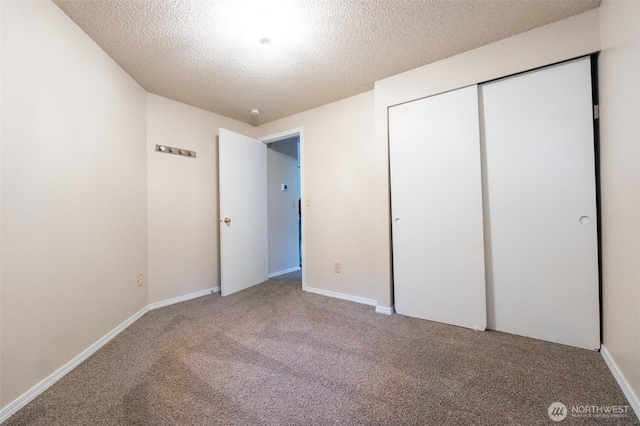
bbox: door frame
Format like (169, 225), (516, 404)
(260, 127), (306, 291)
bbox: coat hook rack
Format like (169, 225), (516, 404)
(155, 144), (197, 158)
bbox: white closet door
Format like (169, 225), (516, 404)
(481, 57), (599, 350)
(389, 85), (486, 331)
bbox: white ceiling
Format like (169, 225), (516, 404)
(53, 0), (600, 125)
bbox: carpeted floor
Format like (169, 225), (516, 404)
(5, 271), (638, 425)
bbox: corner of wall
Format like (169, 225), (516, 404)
(597, 0), (640, 418)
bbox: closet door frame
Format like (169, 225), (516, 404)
(388, 56), (601, 351)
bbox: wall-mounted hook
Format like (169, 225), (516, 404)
(155, 144), (196, 158)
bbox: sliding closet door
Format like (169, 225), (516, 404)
(389, 86), (486, 331)
(481, 57), (599, 350)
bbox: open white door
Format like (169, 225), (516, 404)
(219, 128), (268, 296)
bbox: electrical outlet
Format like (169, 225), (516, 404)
(137, 273), (143, 287)
(333, 261), (341, 273)
(305, 197), (312, 206)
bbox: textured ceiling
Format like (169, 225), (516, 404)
(53, 0), (600, 125)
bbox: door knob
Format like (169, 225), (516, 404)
(224, 217), (231, 224)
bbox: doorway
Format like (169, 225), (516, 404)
(261, 129), (305, 287)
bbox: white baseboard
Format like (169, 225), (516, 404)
(268, 266), (301, 278)
(304, 286), (377, 307)
(0, 285), (223, 423)
(375, 305), (395, 315)
(148, 287), (219, 310)
(0, 305), (149, 424)
(601, 345), (640, 421)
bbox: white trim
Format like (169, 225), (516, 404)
(268, 266), (301, 278)
(260, 127), (303, 144)
(304, 286), (377, 307)
(601, 345), (640, 421)
(375, 305), (395, 315)
(148, 287), (219, 310)
(0, 306), (149, 424)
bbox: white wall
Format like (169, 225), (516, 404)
(258, 91), (377, 302)
(0, 0), (147, 408)
(373, 9), (601, 308)
(147, 94), (256, 303)
(267, 137), (300, 276)
(599, 0), (640, 412)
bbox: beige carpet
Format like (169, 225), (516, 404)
(5, 271), (638, 425)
